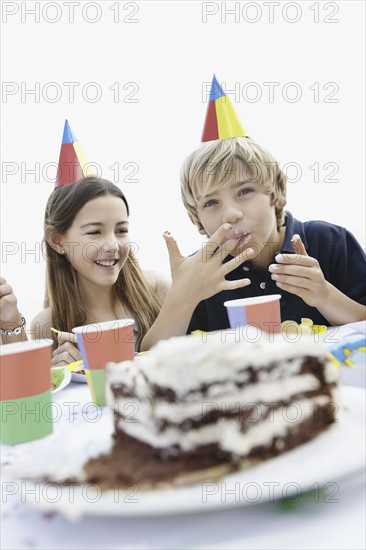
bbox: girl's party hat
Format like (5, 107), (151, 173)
(201, 75), (246, 142)
(55, 119), (88, 187)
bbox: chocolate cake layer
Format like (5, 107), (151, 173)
(88, 331), (340, 489)
(84, 402), (336, 490)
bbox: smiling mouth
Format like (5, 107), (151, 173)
(95, 259), (118, 267)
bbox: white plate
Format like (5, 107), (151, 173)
(71, 371), (87, 383)
(69, 362), (87, 383)
(24, 387), (366, 519)
(50, 367), (72, 394)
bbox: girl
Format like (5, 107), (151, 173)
(31, 177), (170, 366)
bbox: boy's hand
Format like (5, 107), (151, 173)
(268, 234), (327, 308)
(291, 234), (308, 257)
(51, 330), (81, 367)
(163, 223), (253, 304)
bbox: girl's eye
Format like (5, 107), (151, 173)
(86, 231), (100, 235)
(116, 228), (128, 235)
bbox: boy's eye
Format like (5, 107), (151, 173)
(116, 228), (128, 235)
(203, 199), (218, 208)
(86, 231), (100, 235)
(239, 187), (254, 196)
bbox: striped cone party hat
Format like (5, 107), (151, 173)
(55, 119), (88, 187)
(201, 75), (246, 142)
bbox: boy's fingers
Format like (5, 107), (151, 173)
(204, 223), (246, 258)
(205, 224), (233, 252)
(291, 234), (308, 257)
(225, 278), (251, 291)
(275, 253), (318, 267)
(225, 247), (255, 272)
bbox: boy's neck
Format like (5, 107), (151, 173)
(251, 226), (286, 270)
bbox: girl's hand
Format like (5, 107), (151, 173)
(268, 234), (327, 308)
(51, 331), (81, 367)
(163, 223), (254, 305)
(0, 277), (22, 328)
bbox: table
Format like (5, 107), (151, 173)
(1, 373), (366, 550)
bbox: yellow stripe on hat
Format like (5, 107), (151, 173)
(73, 141), (90, 176)
(215, 95), (246, 139)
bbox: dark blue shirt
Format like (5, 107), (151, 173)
(188, 211), (366, 332)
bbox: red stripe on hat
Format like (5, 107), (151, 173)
(55, 143), (84, 187)
(201, 100), (219, 142)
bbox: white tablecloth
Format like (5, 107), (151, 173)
(1, 380), (365, 550)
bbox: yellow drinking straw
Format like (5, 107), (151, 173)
(65, 360), (84, 372)
(50, 327), (83, 372)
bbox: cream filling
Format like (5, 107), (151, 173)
(112, 373), (321, 425)
(220, 395), (331, 456)
(116, 391), (337, 453)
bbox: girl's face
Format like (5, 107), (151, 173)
(60, 195), (130, 290)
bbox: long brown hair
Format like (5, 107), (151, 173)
(44, 177), (161, 349)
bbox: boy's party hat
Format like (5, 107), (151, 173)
(55, 120), (88, 187)
(201, 75), (246, 142)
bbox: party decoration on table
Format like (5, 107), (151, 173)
(281, 318), (327, 336)
(328, 335), (366, 369)
(55, 119), (89, 187)
(0, 341), (53, 445)
(201, 74), (246, 142)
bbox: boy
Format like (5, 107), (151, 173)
(180, 136), (366, 332)
(141, 80), (366, 350)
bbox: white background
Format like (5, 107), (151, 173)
(1, 0), (365, 327)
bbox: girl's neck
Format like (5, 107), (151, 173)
(78, 281), (128, 324)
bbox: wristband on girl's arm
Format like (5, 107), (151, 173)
(0, 314), (26, 336)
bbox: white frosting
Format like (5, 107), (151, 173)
(220, 394), (333, 456)
(107, 331), (332, 396)
(113, 373), (320, 426)
(106, 330), (339, 455)
(116, 393), (336, 453)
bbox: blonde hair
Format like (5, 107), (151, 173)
(43, 177), (161, 350)
(180, 137), (287, 232)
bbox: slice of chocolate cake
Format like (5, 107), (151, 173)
(85, 331), (340, 489)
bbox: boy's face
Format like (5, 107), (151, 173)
(196, 161), (282, 263)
